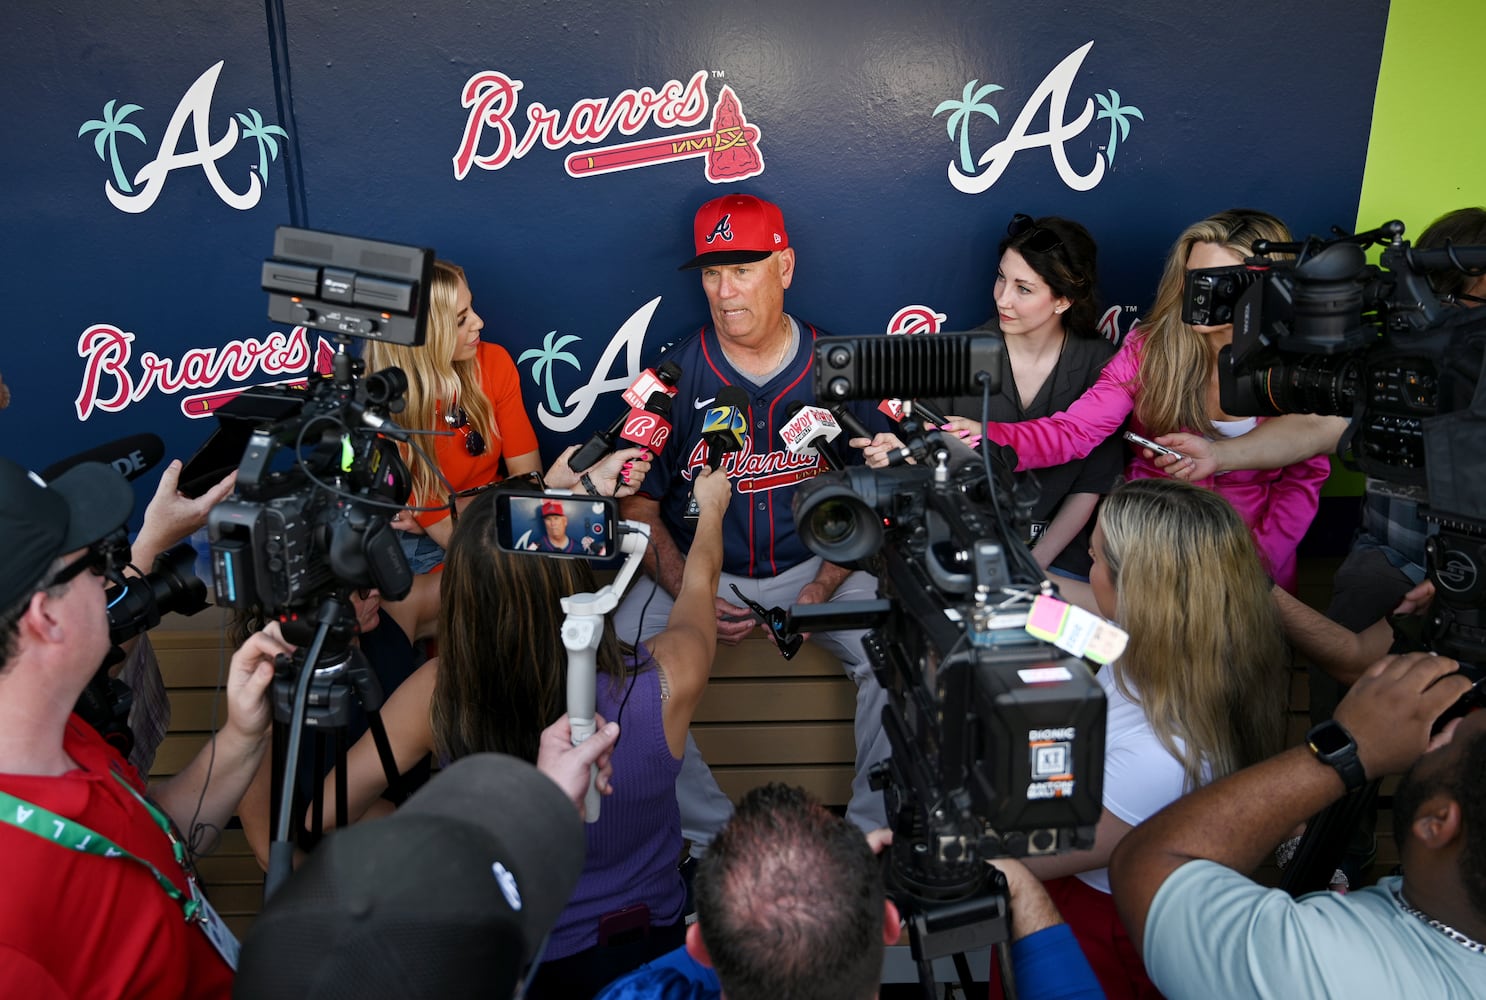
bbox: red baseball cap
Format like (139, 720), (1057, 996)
(540, 499), (564, 517)
(679, 193), (789, 270)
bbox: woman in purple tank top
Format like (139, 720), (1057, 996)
(321, 467), (732, 998)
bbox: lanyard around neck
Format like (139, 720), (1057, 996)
(0, 771), (201, 922)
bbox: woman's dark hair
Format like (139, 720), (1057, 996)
(999, 215), (1101, 337)
(1416, 207), (1486, 299)
(429, 484), (633, 765)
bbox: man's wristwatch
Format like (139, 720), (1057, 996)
(1306, 720), (1368, 792)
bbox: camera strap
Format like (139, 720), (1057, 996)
(0, 772), (240, 969)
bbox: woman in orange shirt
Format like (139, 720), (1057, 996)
(364, 260), (543, 572)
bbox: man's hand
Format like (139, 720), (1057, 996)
(850, 432), (909, 469)
(714, 596), (757, 644)
(225, 622), (292, 743)
(537, 715), (619, 819)
(131, 460), (237, 569)
(1333, 652), (1474, 780)
(1150, 433), (1217, 480)
(990, 857), (1067, 941)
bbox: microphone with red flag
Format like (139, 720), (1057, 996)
(569, 360), (683, 472)
(615, 394), (674, 460)
(780, 402), (844, 471)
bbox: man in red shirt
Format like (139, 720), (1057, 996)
(0, 455), (283, 997)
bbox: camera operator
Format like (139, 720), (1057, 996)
(596, 784), (1103, 1000)
(116, 458), (238, 774)
(1110, 652), (1485, 997)
(0, 455), (281, 996)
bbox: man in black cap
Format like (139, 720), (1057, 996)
(0, 456), (285, 996)
(235, 752), (591, 1000)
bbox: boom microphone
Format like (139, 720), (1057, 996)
(815, 333), (1004, 402)
(780, 402), (844, 471)
(569, 360), (683, 472)
(41, 433), (167, 483)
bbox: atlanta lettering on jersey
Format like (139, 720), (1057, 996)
(680, 435), (824, 492)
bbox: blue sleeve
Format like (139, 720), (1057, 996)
(1010, 924), (1106, 1000)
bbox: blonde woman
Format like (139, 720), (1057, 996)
(972, 210), (1331, 592)
(1004, 478), (1289, 1000)
(363, 260), (542, 572)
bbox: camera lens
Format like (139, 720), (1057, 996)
(808, 499), (858, 547)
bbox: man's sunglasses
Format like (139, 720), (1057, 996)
(49, 546), (111, 585)
(444, 405), (487, 457)
(1007, 213), (1063, 255)
(729, 584), (803, 660)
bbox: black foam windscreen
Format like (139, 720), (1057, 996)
(814, 333), (1003, 402)
(40, 433), (166, 483)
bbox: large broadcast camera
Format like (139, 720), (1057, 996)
(193, 226), (437, 897)
(791, 334), (1107, 992)
(1184, 219), (1486, 668)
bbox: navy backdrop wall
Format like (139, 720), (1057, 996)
(2, 0), (1390, 525)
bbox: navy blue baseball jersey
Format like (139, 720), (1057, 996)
(635, 319), (885, 577)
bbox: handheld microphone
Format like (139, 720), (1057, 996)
(832, 402), (908, 465)
(686, 386), (747, 522)
(41, 433), (167, 483)
(569, 360), (683, 472)
(780, 402), (844, 471)
(699, 386), (749, 471)
(827, 403), (873, 443)
(614, 392), (674, 459)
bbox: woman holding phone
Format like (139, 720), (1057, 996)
(318, 468), (732, 998)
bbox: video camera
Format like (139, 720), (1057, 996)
(1185, 218), (1486, 681)
(786, 334), (1106, 980)
(204, 227), (434, 625)
(190, 228), (436, 898)
(1185, 219), (1486, 497)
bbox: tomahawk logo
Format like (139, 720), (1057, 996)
(705, 215), (735, 244)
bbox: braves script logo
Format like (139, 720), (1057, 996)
(77, 62), (286, 214)
(934, 42), (1144, 194)
(454, 71), (764, 183)
(76, 325), (335, 420)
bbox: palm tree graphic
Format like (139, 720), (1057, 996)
(1095, 90), (1144, 165)
(78, 100), (147, 193)
(934, 80), (1003, 174)
(236, 108), (289, 179)
(518, 331), (583, 414)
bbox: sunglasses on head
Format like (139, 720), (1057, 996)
(444, 404), (487, 457)
(1007, 213), (1063, 255)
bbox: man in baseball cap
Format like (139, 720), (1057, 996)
(0, 452), (287, 997)
(677, 193), (789, 271)
(532, 497), (583, 553)
(235, 752), (589, 999)
(616, 193), (893, 861)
